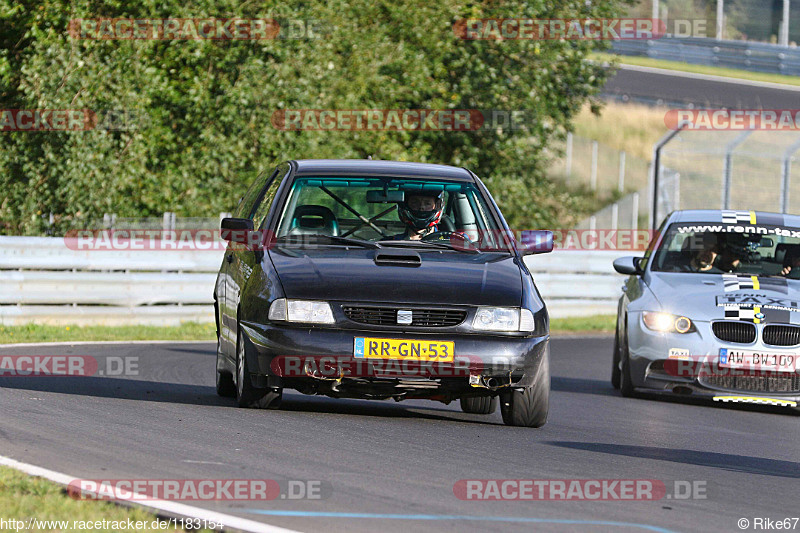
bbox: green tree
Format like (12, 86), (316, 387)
(1, 0), (629, 234)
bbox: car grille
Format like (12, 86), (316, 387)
(342, 306), (466, 327)
(701, 373), (800, 393)
(762, 325), (800, 346)
(712, 321), (756, 344)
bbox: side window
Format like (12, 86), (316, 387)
(252, 167), (286, 230)
(234, 167), (280, 220)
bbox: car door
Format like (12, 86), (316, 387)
(218, 166), (281, 357)
(224, 164), (287, 347)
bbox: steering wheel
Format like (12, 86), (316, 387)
(421, 231), (477, 249)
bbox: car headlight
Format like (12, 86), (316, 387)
(268, 298), (335, 324)
(473, 307), (535, 332)
(642, 312), (694, 334)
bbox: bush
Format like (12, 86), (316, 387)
(0, 0), (629, 234)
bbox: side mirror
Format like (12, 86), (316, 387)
(519, 230), (554, 255)
(613, 256), (644, 275)
(220, 217), (255, 244)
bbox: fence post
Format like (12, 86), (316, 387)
(611, 203), (619, 231)
(780, 0), (790, 47)
(163, 212), (176, 231)
(565, 132), (573, 180)
(648, 163), (654, 230)
(721, 131), (751, 210)
(590, 140), (598, 191)
(631, 192), (640, 231)
(716, 0), (724, 40)
(618, 151), (626, 193)
(781, 137), (800, 213)
(650, 126), (685, 230)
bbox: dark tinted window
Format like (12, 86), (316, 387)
(234, 167), (280, 219)
(252, 171), (285, 230)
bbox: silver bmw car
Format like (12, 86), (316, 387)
(612, 209), (800, 411)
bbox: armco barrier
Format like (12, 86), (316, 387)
(525, 250), (628, 318)
(0, 237), (628, 325)
(612, 37), (800, 76)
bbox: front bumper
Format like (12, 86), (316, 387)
(627, 313), (800, 406)
(239, 321), (549, 394)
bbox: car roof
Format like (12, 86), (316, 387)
(290, 159), (474, 181)
(668, 209), (800, 228)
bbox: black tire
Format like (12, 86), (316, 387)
(618, 323), (636, 398)
(215, 336), (236, 398)
(611, 329), (621, 390)
(500, 355), (549, 428)
(235, 323), (282, 409)
(460, 395), (498, 415)
(216, 371), (236, 398)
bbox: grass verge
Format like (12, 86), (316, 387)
(572, 101), (667, 162)
(592, 52), (800, 87)
(550, 315), (616, 335)
(0, 465), (211, 532)
(0, 323), (216, 345)
(0, 318), (613, 344)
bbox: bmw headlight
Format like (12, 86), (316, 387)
(473, 307), (535, 332)
(268, 298), (335, 324)
(642, 312), (694, 334)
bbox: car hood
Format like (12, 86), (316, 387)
(648, 272), (800, 323)
(268, 247), (523, 306)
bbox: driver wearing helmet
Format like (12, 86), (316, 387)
(385, 190), (444, 241)
(715, 235), (749, 273)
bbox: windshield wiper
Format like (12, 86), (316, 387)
(380, 240), (480, 254)
(274, 234), (381, 249)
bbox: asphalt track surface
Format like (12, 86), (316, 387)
(603, 65), (800, 108)
(0, 338), (797, 533)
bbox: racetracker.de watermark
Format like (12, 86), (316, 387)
(272, 109), (484, 131)
(453, 18), (666, 40)
(271, 109), (550, 132)
(62, 229), (656, 251)
(64, 229), (229, 251)
(0, 356), (138, 377)
(68, 18), (329, 40)
(1, 109), (149, 132)
(67, 479), (331, 501)
(270, 355), (505, 379)
(665, 109), (800, 131)
(663, 356), (798, 376)
(454, 479), (707, 500)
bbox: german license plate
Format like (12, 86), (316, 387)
(719, 349), (797, 371)
(354, 337), (454, 362)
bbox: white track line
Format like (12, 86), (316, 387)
(0, 340), (214, 349)
(617, 63), (800, 92)
(0, 455), (301, 533)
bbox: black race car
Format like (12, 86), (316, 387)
(214, 160), (553, 427)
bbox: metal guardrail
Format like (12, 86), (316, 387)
(524, 251), (628, 318)
(0, 236), (224, 326)
(0, 236), (222, 272)
(612, 37), (800, 76)
(0, 237), (628, 325)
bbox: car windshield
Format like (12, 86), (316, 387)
(651, 221), (800, 277)
(273, 176), (511, 251)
